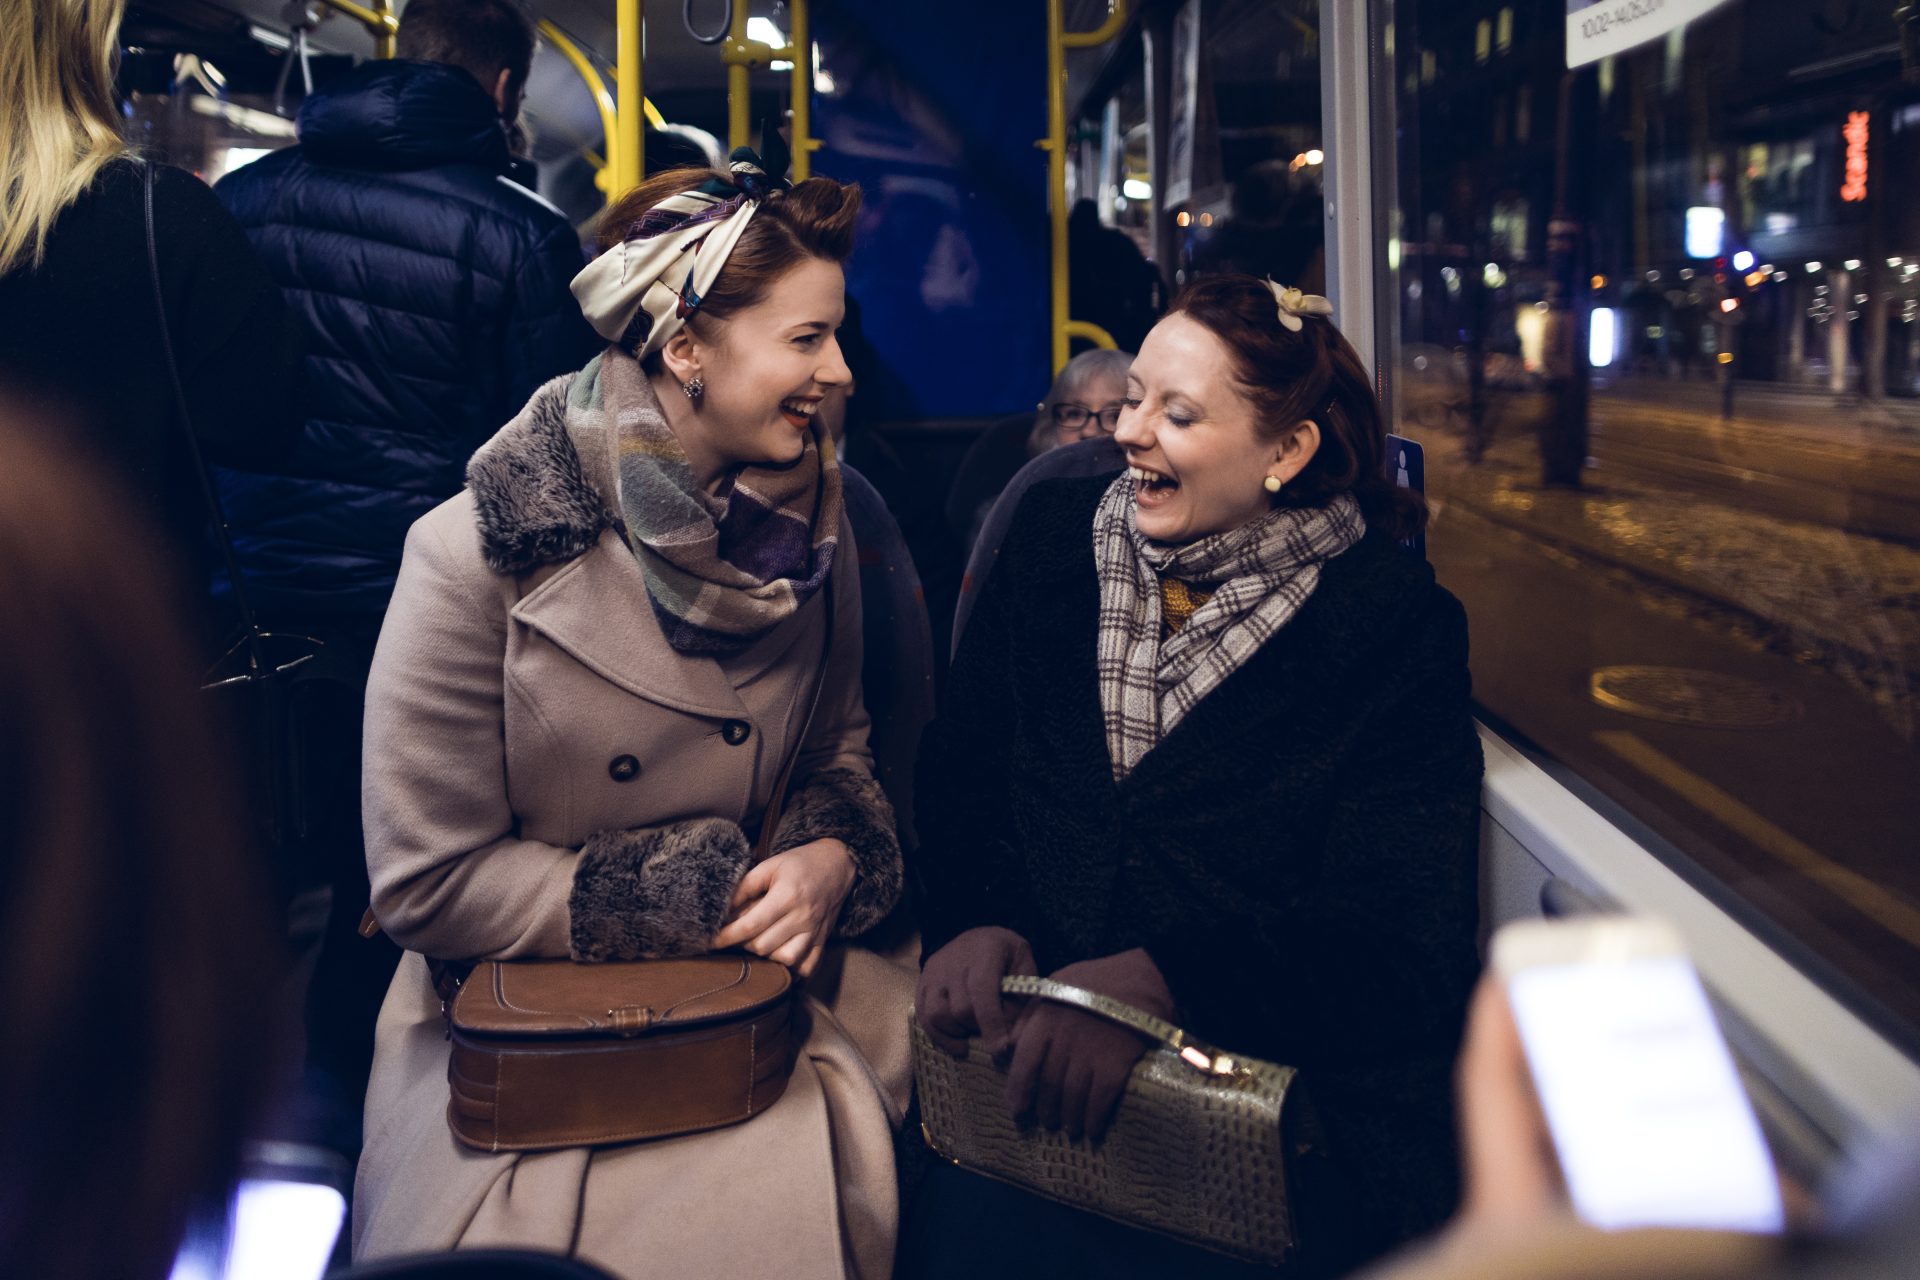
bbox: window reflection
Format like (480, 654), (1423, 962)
(1387, 1), (1920, 1044)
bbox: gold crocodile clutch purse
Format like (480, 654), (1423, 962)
(912, 975), (1303, 1265)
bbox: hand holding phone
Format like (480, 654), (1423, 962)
(1489, 917), (1784, 1234)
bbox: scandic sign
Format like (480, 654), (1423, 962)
(1565, 0), (1734, 69)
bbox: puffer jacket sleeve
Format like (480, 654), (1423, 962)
(362, 499), (585, 962)
(768, 512), (904, 937)
(502, 222), (601, 420)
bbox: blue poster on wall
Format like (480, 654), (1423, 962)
(812, 0), (1050, 423)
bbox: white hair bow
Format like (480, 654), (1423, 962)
(1265, 279), (1334, 332)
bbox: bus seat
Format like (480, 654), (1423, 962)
(951, 437), (1125, 657)
(842, 462), (937, 853)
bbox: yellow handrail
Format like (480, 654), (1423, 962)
(536, 21), (619, 193)
(790, 0), (819, 179)
(717, 0), (816, 175)
(320, 0), (397, 58)
(722, 1), (754, 151)
(1066, 320), (1118, 349)
(1044, 0), (1127, 373)
(615, 0), (644, 191)
(1062, 0), (1128, 48)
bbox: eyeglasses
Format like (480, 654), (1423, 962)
(1042, 401), (1125, 434)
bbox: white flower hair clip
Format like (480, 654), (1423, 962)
(1265, 279), (1334, 332)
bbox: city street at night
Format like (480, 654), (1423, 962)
(1422, 391), (1920, 1037)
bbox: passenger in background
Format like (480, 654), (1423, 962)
(354, 158), (912, 1279)
(0, 0), (301, 616)
(907, 276), (1482, 1277)
(0, 418), (280, 1280)
(1194, 159), (1326, 295)
(1068, 198), (1167, 354)
(945, 348), (1134, 562)
(214, 0), (601, 1148)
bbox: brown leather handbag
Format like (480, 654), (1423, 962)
(441, 954), (797, 1152)
(422, 588), (836, 1152)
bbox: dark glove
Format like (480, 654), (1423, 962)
(1004, 948), (1176, 1141)
(917, 926), (1037, 1060)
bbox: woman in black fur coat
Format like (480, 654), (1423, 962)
(903, 276), (1484, 1278)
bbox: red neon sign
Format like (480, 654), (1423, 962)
(1841, 111), (1869, 204)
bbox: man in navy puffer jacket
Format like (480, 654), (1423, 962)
(217, 1), (596, 624)
(214, 0), (599, 1153)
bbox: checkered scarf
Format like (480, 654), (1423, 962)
(1093, 476), (1365, 780)
(581, 347), (842, 655)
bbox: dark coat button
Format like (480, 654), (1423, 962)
(721, 720), (752, 746)
(608, 754), (641, 782)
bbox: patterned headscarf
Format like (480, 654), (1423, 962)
(570, 142), (791, 359)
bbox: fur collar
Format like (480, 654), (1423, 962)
(466, 373), (616, 574)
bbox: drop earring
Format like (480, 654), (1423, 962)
(683, 375), (705, 404)
(1263, 475), (1282, 494)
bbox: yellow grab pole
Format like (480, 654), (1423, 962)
(727, 0), (751, 151)
(318, 0), (398, 57)
(372, 0), (395, 58)
(1044, 0), (1127, 373)
(1045, 0), (1069, 373)
(616, 0), (644, 189)
(1062, 0), (1127, 48)
(790, 0), (818, 179)
(1066, 320), (1118, 349)
(536, 21), (619, 198)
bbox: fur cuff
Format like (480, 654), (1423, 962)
(771, 767), (903, 937)
(569, 817), (751, 961)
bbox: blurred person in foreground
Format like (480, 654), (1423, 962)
(214, 0), (602, 1144)
(0, 419), (281, 1280)
(0, 0), (301, 609)
(1359, 972), (1920, 1280)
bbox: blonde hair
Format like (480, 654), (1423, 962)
(0, 0), (129, 277)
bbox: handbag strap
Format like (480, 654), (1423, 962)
(141, 158), (271, 676)
(999, 975), (1250, 1080)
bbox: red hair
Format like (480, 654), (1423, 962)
(1168, 275), (1425, 541)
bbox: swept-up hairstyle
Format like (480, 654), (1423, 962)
(596, 167), (862, 372)
(0, 0), (128, 277)
(1169, 275), (1426, 541)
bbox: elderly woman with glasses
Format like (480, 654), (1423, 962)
(1029, 348), (1134, 452)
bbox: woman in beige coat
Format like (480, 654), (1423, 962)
(353, 154), (914, 1279)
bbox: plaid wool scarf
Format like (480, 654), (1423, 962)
(1093, 476), (1365, 780)
(583, 347), (842, 655)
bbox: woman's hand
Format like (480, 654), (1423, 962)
(709, 838), (855, 977)
(916, 926), (1037, 1060)
(1455, 974), (1565, 1227)
(1004, 948), (1174, 1142)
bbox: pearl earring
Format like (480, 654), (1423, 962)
(683, 375), (705, 404)
(1263, 475), (1282, 494)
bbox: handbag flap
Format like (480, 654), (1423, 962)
(450, 955), (793, 1037)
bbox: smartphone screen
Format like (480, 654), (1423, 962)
(170, 1177), (346, 1280)
(1506, 950), (1785, 1233)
